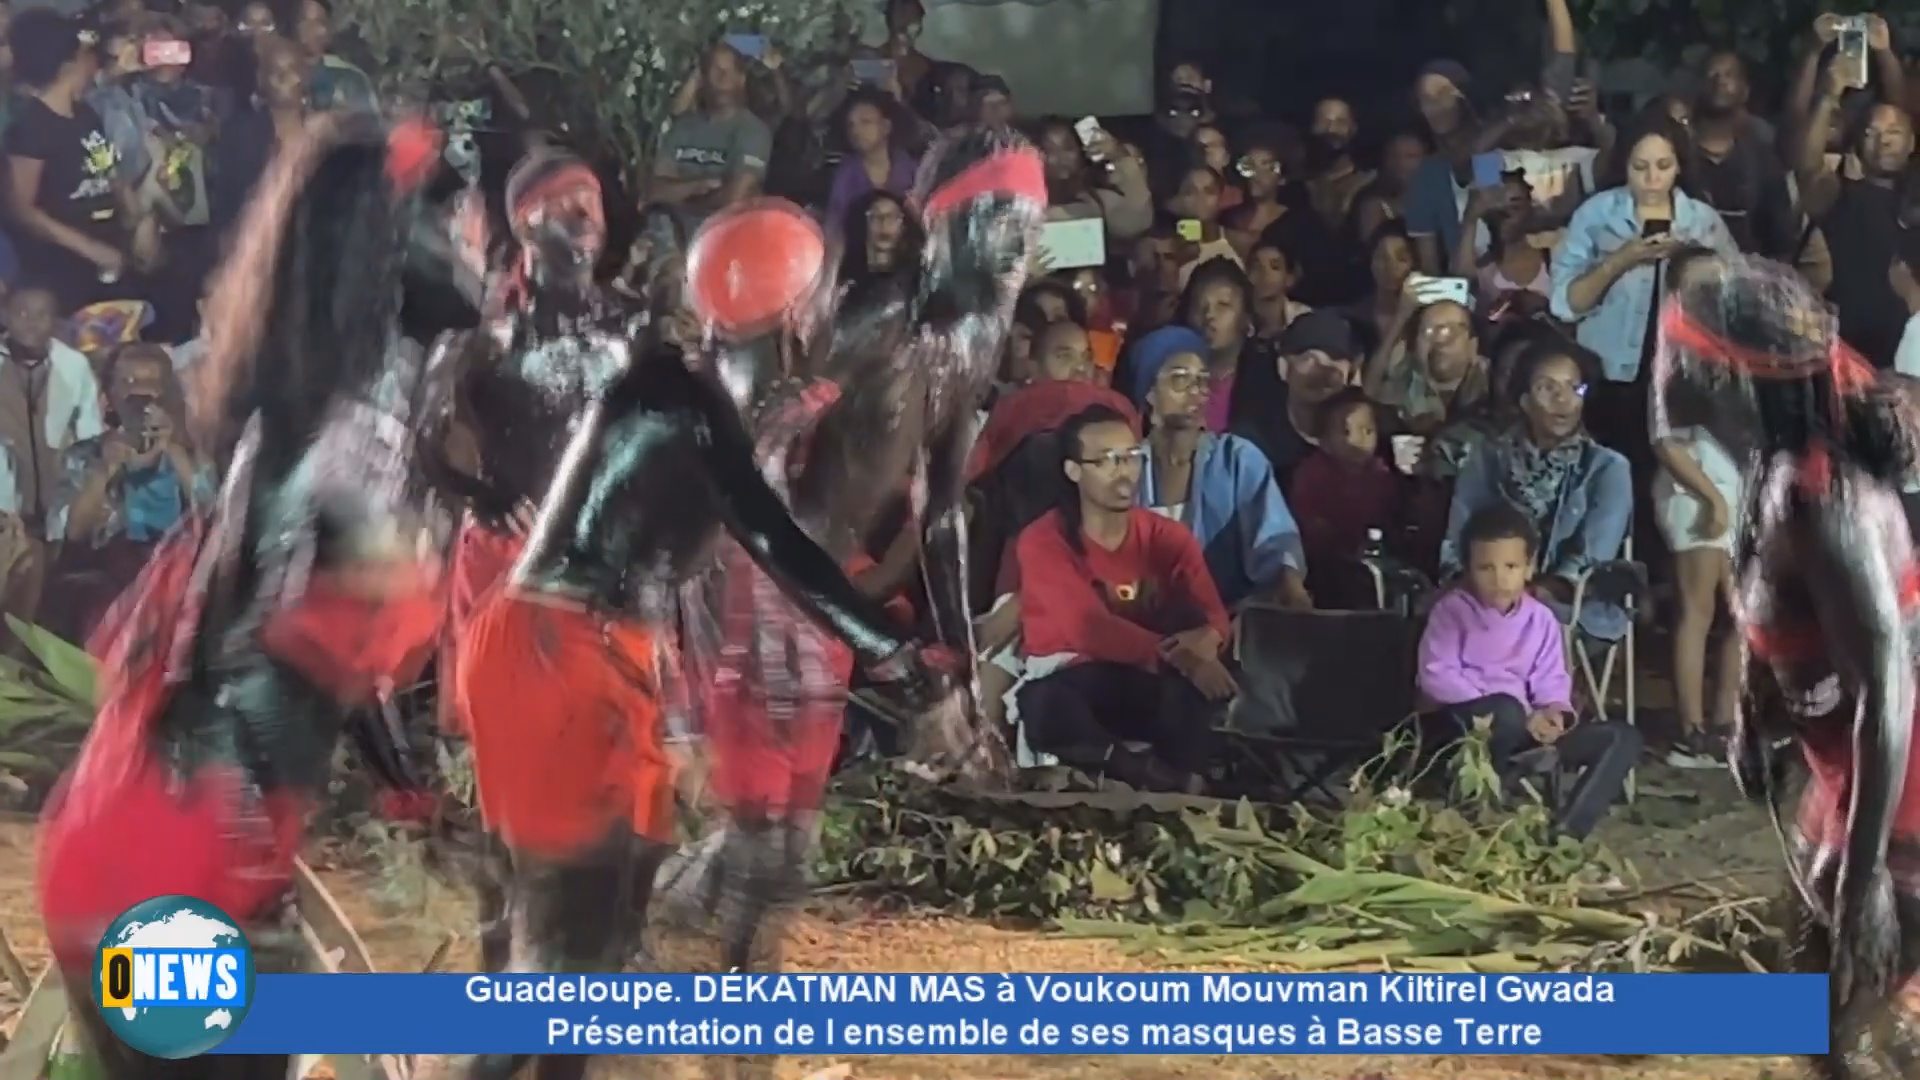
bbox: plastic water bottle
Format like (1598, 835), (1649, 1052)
(1360, 528), (1385, 561)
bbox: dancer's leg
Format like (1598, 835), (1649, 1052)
(463, 832), (670, 1080)
(474, 831), (513, 974)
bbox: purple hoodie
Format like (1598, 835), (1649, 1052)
(825, 152), (918, 236)
(1417, 588), (1573, 714)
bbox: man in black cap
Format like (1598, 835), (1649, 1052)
(1239, 310), (1360, 485)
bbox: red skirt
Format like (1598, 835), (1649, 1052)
(40, 540), (443, 971)
(456, 593), (674, 856)
(703, 685), (850, 819)
(439, 520), (524, 736)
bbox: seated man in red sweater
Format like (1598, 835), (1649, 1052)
(1014, 404), (1235, 792)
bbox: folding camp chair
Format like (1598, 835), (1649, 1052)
(1557, 538), (1648, 799)
(1360, 553), (1437, 616)
(1216, 603), (1422, 805)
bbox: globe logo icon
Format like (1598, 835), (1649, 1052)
(95, 895), (255, 1059)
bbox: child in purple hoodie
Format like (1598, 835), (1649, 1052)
(1417, 504), (1642, 837)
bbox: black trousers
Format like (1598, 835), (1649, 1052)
(462, 831), (671, 1080)
(1587, 374), (1664, 574)
(1019, 661), (1219, 773)
(1432, 693), (1643, 838)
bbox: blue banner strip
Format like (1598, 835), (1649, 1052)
(200, 973), (1829, 1055)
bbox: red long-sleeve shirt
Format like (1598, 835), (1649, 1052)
(1013, 507), (1230, 669)
(1289, 450), (1400, 570)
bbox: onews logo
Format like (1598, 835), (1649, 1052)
(94, 895), (256, 1059)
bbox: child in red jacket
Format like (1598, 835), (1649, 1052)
(1289, 388), (1401, 599)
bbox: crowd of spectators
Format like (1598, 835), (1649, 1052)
(0, 0), (1917, 832)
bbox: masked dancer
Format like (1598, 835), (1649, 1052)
(449, 176), (985, 1073)
(35, 113), (480, 1080)
(668, 127), (1044, 978)
(1654, 252), (1920, 1079)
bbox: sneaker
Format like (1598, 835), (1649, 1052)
(1665, 727), (1726, 770)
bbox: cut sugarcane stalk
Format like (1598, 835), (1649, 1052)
(292, 859), (408, 1080)
(0, 968), (66, 1080)
(44, 1019), (99, 1080)
(0, 930), (32, 998)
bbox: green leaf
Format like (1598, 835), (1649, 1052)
(1090, 862), (1132, 903)
(0, 749), (57, 772)
(7, 617), (96, 706)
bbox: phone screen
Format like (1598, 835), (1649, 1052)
(723, 33), (767, 60)
(1470, 152), (1507, 190)
(1642, 219), (1672, 238)
(850, 58), (895, 85)
(142, 39), (192, 67)
(1176, 219), (1203, 242)
(1838, 26), (1871, 89)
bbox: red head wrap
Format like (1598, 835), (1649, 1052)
(1658, 299), (1873, 396)
(919, 147), (1048, 220)
(385, 119), (444, 196)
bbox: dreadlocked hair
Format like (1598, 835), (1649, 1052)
(1662, 252), (1914, 489)
(1056, 403), (1134, 555)
(192, 113), (413, 475)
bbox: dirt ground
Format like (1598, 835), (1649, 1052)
(0, 763), (1813, 1080)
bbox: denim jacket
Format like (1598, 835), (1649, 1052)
(1137, 432), (1304, 608)
(1549, 187), (1737, 383)
(1440, 431), (1634, 641)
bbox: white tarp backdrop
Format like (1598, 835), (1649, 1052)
(910, 0), (1161, 118)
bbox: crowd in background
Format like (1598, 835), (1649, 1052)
(0, 0), (1918, 827)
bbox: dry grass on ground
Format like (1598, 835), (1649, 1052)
(0, 806), (1809, 1080)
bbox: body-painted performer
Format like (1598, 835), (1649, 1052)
(416, 144), (641, 972)
(671, 127), (1046, 972)
(448, 236), (972, 1080)
(35, 114), (480, 1080)
(1653, 253), (1920, 1079)
(426, 142), (636, 730)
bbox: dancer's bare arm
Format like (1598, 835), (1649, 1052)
(1806, 489), (1913, 1013)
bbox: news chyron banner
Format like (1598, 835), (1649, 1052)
(196, 971), (1823, 1055)
(92, 897), (1827, 1058)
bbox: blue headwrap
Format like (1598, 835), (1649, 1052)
(1125, 325), (1209, 408)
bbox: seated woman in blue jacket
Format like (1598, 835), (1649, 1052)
(1125, 325), (1311, 609)
(1439, 334), (1634, 643)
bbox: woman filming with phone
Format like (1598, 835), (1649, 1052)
(1549, 113), (1734, 544)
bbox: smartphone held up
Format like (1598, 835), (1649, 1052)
(1074, 116), (1107, 161)
(1406, 273), (1472, 308)
(850, 57), (895, 86)
(142, 37), (191, 68)
(1836, 16), (1871, 91)
(723, 33), (768, 60)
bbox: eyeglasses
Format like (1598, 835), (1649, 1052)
(1077, 447), (1148, 469)
(1157, 368), (1209, 393)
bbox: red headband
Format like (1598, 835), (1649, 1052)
(920, 147), (1047, 220)
(385, 119), (443, 196)
(1658, 301), (1873, 395)
(510, 164), (603, 229)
